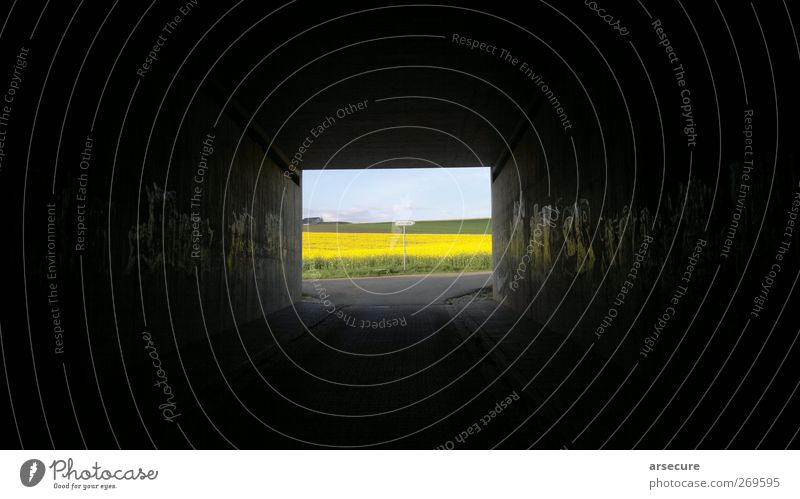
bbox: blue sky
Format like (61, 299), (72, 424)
(302, 167), (491, 223)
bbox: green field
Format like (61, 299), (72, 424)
(302, 218), (491, 234)
(304, 254), (492, 279)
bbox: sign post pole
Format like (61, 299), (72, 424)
(402, 225), (407, 270)
(394, 220), (415, 272)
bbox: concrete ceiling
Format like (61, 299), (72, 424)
(211, 5), (544, 169)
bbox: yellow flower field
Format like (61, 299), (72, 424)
(303, 232), (492, 277)
(303, 232), (491, 258)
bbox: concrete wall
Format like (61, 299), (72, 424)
(65, 82), (302, 355)
(490, 50), (796, 365)
(136, 88), (302, 348)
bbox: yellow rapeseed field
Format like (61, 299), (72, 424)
(302, 232), (492, 277)
(303, 232), (491, 258)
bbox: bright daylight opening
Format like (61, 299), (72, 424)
(302, 167), (492, 279)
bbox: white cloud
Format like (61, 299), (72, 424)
(303, 167), (491, 223)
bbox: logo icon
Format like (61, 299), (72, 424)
(20, 459), (45, 487)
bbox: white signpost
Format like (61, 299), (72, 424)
(394, 220), (415, 270)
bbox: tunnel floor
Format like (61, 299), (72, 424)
(125, 271), (672, 449)
(164, 272), (572, 448)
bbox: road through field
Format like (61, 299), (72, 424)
(302, 271), (493, 306)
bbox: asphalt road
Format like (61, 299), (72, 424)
(301, 271), (494, 306)
(172, 271), (560, 448)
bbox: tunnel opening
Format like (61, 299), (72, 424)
(300, 166), (492, 282)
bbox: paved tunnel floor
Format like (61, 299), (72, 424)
(300, 271), (495, 306)
(170, 272), (569, 449)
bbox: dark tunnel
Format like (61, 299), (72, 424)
(1, 0), (799, 451)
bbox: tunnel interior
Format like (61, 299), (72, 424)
(4, 0), (800, 450)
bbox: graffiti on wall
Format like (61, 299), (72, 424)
(126, 183), (214, 274)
